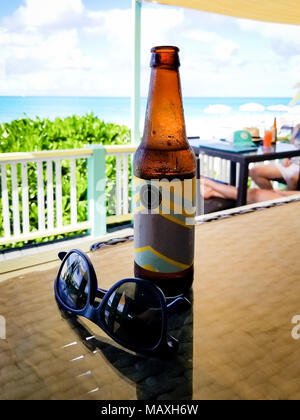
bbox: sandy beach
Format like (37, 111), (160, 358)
(184, 106), (300, 140)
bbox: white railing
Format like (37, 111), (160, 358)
(199, 154), (231, 184)
(1, 144), (282, 248)
(105, 145), (136, 225)
(0, 145), (138, 247)
(199, 153), (281, 188)
(0, 149), (93, 246)
(105, 146), (234, 220)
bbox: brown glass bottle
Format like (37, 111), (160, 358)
(273, 117), (277, 144)
(133, 46), (196, 298)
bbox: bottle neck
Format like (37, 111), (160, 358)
(142, 65), (188, 150)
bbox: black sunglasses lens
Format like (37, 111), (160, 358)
(58, 252), (89, 310)
(102, 282), (163, 349)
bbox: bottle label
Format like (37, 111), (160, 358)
(133, 176), (196, 273)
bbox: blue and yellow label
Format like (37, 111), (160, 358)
(133, 176), (195, 273)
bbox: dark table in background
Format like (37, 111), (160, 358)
(190, 140), (300, 207)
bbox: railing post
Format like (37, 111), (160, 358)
(87, 145), (107, 237)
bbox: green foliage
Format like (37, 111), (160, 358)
(0, 113), (130, 152)
(0, 113), (131, 250)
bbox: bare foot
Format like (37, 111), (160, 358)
(201, 183), (215, 199)
(200, 178), (225, 199)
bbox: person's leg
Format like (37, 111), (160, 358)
(201, 177), (238, 200)
(246, 188), (280, 204)
(201, 177), (300, 204)
(277, 189), (300, 197)
(246, 188), (299, 204)
(249, 165), (283, 190)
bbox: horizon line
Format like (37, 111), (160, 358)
(0, 95), (293, 99)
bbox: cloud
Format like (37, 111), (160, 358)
(183, 28), (239, 64)
(0, 0), (297, 97)
(237, 18), (300, 58)
(213, 39), (239, 62)
(0, 0), (189, 96)
(0, 1), (123, 95)
(4, 0), (84, 31)
(183, 29), (219, 43)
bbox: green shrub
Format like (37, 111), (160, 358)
(0, 113), (132, 250)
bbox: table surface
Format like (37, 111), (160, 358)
(1, 201), (300, 400)
(191, 140), (300, 163)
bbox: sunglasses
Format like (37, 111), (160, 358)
(54, 249), (191, 356)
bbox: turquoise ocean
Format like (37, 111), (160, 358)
(0, 96), (298, 139)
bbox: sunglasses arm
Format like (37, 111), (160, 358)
(58, 251), (67, 261)
(157, 297), (190, 356)
(96, 288), (107, 299)
(166, 296), (191, 314)
(158, 333), (179, 356)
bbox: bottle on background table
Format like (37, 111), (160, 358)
(273, 117), (277, 147)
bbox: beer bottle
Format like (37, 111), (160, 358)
(133, 46), (196, 298)
(273, 117), (277, 144)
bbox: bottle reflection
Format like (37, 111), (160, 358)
(58, 290), (193, 400)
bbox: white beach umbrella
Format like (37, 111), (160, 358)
(287, 105), (300, 115)
(267, 105), (290, 112)
(239, 103), (265, 112)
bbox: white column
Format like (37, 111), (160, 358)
(131, 0), (142, 144)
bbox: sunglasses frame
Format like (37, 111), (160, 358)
(54, 249), (180, 356)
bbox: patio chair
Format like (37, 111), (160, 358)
(202, 196), (236, 214)
(198, 178), (236, 215)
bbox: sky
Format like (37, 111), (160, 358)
(0, 0), (299, 97)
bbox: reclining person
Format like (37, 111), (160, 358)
(249, 123), (300, 191)
(202, 124), (300, 204)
